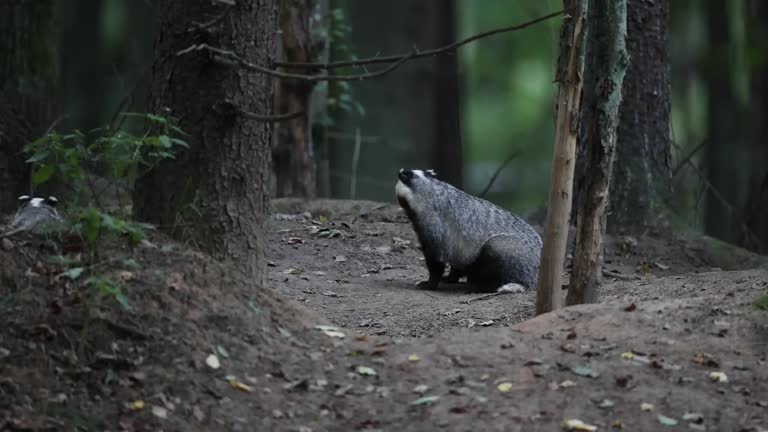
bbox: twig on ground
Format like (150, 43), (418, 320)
(601, 269), (641, 281)
(461, 292), (504, 304)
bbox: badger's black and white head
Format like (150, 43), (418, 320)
(13, 195), (62, 229)
(17, 195), (58, 209)
(395, 169), (438, 212)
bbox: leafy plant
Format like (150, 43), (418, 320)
(756, 295), (768, 311)
(22, 111), (187, 312)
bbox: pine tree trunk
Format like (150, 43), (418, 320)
(134, 0), (277, 282)
(273, 0), (317, 198)
(567, 0), (629, 306)
(608, 0), (671, 232)
(536, 0), (588, 315)
(742, 0), (768, 253)
(431, 0), (463, 189)
(0, 0), (59, 212)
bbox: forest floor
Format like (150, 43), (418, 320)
(1, 199), (767, 431)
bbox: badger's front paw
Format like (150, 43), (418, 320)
(416, 280), (439, 290)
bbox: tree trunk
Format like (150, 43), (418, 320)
(742, 0), (768, 253)
(134, 0), (277, 282)
(431, 0), (463, 189)
(536, 0), (588, 316)
(607, 0), (671, 232)
(704, 0), (743, 244)
(273, 0), (317, 198)
(567, 0), (629, 306)
(0, 0), (59, 212)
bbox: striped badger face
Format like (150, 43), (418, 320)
(395, 169), (437, 211)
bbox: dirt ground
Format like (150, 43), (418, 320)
(1, 199), (767, 431)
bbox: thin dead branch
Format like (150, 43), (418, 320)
(274, 9), (567, 70)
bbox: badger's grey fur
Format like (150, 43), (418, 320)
(396, 169), (542, 292)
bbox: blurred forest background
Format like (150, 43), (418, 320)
(1, 0), (767, 251)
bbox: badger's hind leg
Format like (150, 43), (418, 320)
(442, 267), (465, 283)
(465, 235), (539, 292)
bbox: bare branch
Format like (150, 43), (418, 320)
(274, 9), (567, 70)
(672, 141), (704, 178)
(240, 109), (304, 122)
(478, 150), (522, 198)
(189, 6), (232, 32)
(177, 44), (417, 82)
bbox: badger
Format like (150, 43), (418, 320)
(396, 169), (542, 293)
(6, 195), (64, 235)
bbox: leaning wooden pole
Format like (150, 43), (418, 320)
(567, 0), (629, 305)
(535, 0), (588, 315)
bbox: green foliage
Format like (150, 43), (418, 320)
(24, 112), (188, 189)
(22, 112), (187, 313)
(312, 8), (365, 126)
(756, 295), (768, 311)
(86, 275), (132, 312)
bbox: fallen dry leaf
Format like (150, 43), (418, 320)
(205, 354), (221, 370)
(497, 382), (513, 393)
(708, 371), (728, 383)
(562, 419), (598, 431)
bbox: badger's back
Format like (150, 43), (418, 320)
(399, 172), (540, 270)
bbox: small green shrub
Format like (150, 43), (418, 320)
(22, 112), (187, 312)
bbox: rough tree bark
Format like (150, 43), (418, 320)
(742, 0), (768, 253)
(607, 0), (671, 232)
(273, 0), (317, 198)
(0, 0), (59, 213)
(536, 0), (588, 315)
(134, 0), (277, 282)
(567, 0), (629, 306)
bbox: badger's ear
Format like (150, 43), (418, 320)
(18, 195), (31, 203)
(45, 196), (59, 207)
(425, 169), (437, 178)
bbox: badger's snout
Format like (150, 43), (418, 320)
(398, 168), (410, 183)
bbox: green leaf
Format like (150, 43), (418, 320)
(755, 295), (768, 311)
(216, 345), (230, 358)
(571, 366), (600, 378)
(114, 292), (132, 311)
(410, 396), (439, 405)
(26, 150), (50, 163)
(32, 165), (55, 185)
(158, 135), (171, 148)
(657, 415), (678, 426)
(62, 267), (85, 280)
(355, 366), (377, 376)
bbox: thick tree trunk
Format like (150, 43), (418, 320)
(134, 0), (277, 282)
(536, 0), (588, 315)
(742, 0), (768, 253)
(607, 0), (671, 232)
(431, 0), (463, 189)
(273, 0), (317, 198)
(704, 0), (743, 244)
(0, 0), (59, 213)
(567, 0), (629, 306)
